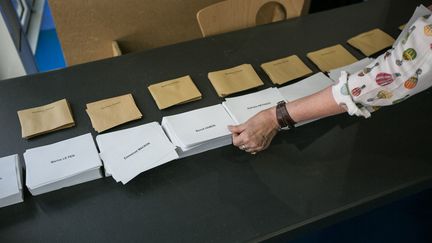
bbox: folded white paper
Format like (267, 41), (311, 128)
(278, 72), (334, 102)
(222, 87), (285, 124)
(0, 154), (23, 208)
(328, 58), (374, 82)
(394, 5), (432, 46)
(278, 72), (334, 126)
(24, 133), (103, 195)
(96, 122), (179, 184)
(162, 104), (234, 157)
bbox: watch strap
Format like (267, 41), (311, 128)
(276, 101), (296, 130)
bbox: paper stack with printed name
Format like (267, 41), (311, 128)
(208, 64), (264, 97)
(278, 72), (334, 126)
(222, 87), (285, 125)
(162, 104), (234, 158)
(347, 29), (395, 56)
(24, 133), (103, 195)
(86, 94), (143, 133)
(0, 155), (23, 208)
(307, 44), (358, 72)
(96, 122), (178, 184)
(17, 99), (75, 139)
(148, 75), (202, 110)
(328, 58), (375, 82)
(261, 55), (312, 85)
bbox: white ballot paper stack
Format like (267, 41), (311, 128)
(0, 155), (23, 208)
(278, 72), (333, 102)
(162, 104), (234, 158)
(278, 72), (334, 126)
(24, 133), (103, 195)
(96, 122), (179, 184)
(328, 58), (374, 82)
(222, 87), (285, 124)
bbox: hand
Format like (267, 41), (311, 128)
(228, 107), (279, 154)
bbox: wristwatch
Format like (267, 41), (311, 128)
(276, 101), (296, 130)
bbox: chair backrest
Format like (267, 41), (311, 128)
(197, 0), (309, 37)
(112, 41), (123, 57)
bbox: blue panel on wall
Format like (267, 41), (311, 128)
(35, 29), (66, 71)
(35, 0), (66, 72)
(40, 0), (55, 31)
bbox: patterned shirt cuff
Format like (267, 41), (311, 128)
(331, 71), (372, 118)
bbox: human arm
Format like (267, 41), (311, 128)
(230, 14), (432, 154)
(228, 86), (345, 153)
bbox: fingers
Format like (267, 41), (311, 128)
(230, 119), (277, 154)
(233, 131), (267, 152)
(245, 146), (260, 154)
(238, 140), (270, 153)
(241, 141), (266, 153)
(228, 124), (246, 134)
(242, 131), (277, 153)
(232, 132), (246, 147)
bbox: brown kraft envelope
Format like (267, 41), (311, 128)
(17, 99), (75, 139)
(261, 55), (313, 85)
(208, 64), (264, 97)
(307, 44), (358, 72)
(86, 94), (142, 133)
(148, 75), (202, 110)
(347, 28), (395, 56)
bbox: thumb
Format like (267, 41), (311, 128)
(228, 124), (246, 134)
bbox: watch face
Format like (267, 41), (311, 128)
(277, 100), (285, 105)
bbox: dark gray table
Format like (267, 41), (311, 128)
(1, 0), (431, 242)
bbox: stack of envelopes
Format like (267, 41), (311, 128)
(96, 122), (178, 184)
(208, 64), (264, 97)
(222, 87), (285, 125)
(261, 55), (312, 85)
(17, 99), (75, 139)
(0, 154), (23, 208)
(148, 75), (202, 110)
(24, 133), (103, 195)
(277, 72), (334, 126)
(86, 94), (142, 133)
(307, 44), (358, 72)
(162, 104), (234, 158)
(347, 29), (395, 56)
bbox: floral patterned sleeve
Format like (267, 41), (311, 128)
(332, 15), (432, 118)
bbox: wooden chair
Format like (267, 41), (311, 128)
(197, 0), (309, 37)
(111, 41), (123, 57)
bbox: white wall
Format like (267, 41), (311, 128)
(0, 13), (26, 80)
